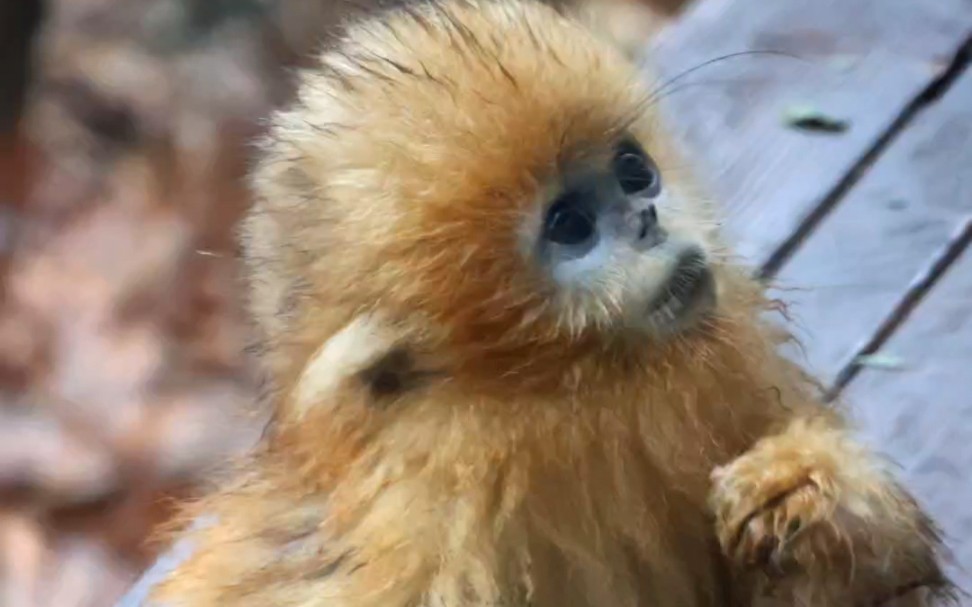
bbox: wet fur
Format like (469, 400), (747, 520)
(153, 1), (951, 605)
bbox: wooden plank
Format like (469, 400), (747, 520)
(841, 244), (972, 597)
(768, 69), (972, 386)
(647, 0), (972, 268)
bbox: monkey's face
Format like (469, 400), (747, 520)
(525, 135), (718, 338)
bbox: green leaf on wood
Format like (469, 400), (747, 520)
(783, 104), (850, 134)
(856, 353), (907, 370)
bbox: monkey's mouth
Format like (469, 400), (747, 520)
(646, 249), (716, 327)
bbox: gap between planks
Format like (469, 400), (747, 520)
(747, 33), (972, 400)
(757, 33), (972, 283)
(824, 216), (972, 400)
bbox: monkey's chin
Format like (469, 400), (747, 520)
(643, 252), (717, 336)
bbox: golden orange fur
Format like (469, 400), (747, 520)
(152, 1), (951, 605)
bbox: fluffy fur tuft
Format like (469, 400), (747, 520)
(153, 1), (952, 606)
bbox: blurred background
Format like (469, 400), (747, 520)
(6, 0), (972, 605)
(0, 0), (685, 605)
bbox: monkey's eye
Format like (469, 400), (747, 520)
(544, 193), (595, 246)
(613, 139), (661, 196)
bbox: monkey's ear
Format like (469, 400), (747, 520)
(290, 314), (436, 417)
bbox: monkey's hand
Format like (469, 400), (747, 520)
(709, 416), (953, 606)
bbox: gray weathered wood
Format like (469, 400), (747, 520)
(768, 69), (972, 386)
(841, 244), (972, 598)
(647, 0), (972, 269)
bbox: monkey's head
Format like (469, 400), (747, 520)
(246, 0), (742, 397)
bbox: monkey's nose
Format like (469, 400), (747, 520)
(636, 205), (658, 240)
(631, 203), (665, 249)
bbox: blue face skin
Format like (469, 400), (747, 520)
(540, 138), (666, 273)
(536, 137), (715, 334)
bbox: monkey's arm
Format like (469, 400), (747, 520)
(709, 412), (953, 605)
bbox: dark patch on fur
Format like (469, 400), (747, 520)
(358, 347), (436, 402)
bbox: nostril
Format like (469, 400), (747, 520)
(637, 205), (658, 240)
(646, 204), (658, 224)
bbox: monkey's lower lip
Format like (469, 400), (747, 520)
(646, 250), (716, 322)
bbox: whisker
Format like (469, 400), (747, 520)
(645, 50), (805, 105)
(614, 50), (807, 133)
(644, 78), (759, 106)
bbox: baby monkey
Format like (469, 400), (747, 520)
(150, 0), (952, 605)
